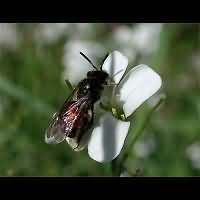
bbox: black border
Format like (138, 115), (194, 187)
(0, 177), (200, 194)
(0, 3), (199, 196)
(0, 2), (200, 22)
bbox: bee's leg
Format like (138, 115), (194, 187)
(65, 79), (73, 92)
(73, 129), (85, 151)
(67, 128), (76, 138)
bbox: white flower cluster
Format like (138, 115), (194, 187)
(113, 23), (163, 61)
(34, 23), (70, 44)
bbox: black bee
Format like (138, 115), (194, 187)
(45, 52), (110, 151)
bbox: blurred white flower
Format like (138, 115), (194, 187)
(120, 171), (131, 177)
(0, 23), (18, 50)
(191, 51), (200, 74)
(114, 26), (133, 45)
(186, 142), (200, 169)
(131, 23), (162, 55)
(62, 39), (106, 85)
(113, 23), (162, 60)
(134, 137), (156, 158)
(34, 23), (70, 44)
(48, 50), (162, 163)
(72, 23), (96, 38)
(113, 26), (137, 62)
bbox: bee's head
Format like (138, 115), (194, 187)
(80, 51), (110, 84)
(87, 70), (109, 84)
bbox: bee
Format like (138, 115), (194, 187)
(45, 52), (110, 151)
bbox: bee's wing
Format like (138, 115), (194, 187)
(45, 96), (92, 145)
(45, 112), (67, 144)
(65, 99), (94, 151)
(45, 87), (79, 144)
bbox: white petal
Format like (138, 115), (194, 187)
(116, 64), (162, 117)
(88, 113), (130, 163)
(102, 51), (128, 84)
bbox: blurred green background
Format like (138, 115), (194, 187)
(0, 23), (199, 176)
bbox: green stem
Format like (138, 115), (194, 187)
(116, 94), (166, 175)
(111, 158), (118, 176)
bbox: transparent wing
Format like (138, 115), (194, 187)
(45, 97), (91, 144)
(66, 107), (94, 151)
(45, 112), (66, 144)
(45, 87), (78, 144)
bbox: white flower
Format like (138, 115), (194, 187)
(120, 171), (131, 177)
(134, 137), (156, 158)
(113, 23), (162, 60)
(71, 23), (96, 38)
(0, 23), (18, 50)
(34, 23), (70, 44)
(131, 23), (162, 55)
(191, 51), (200, 74)
(62, 40), (106, 86)
(61, 50), (162, 163)
(186, 142), (200, 169)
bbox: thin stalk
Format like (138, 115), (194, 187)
(0, 75), (53, 116)
(116, 94), (166, 175)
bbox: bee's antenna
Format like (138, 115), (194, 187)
(80, 52), (98, 71)
(100, 52), (109, 71)
(110, 69), (124, 80)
